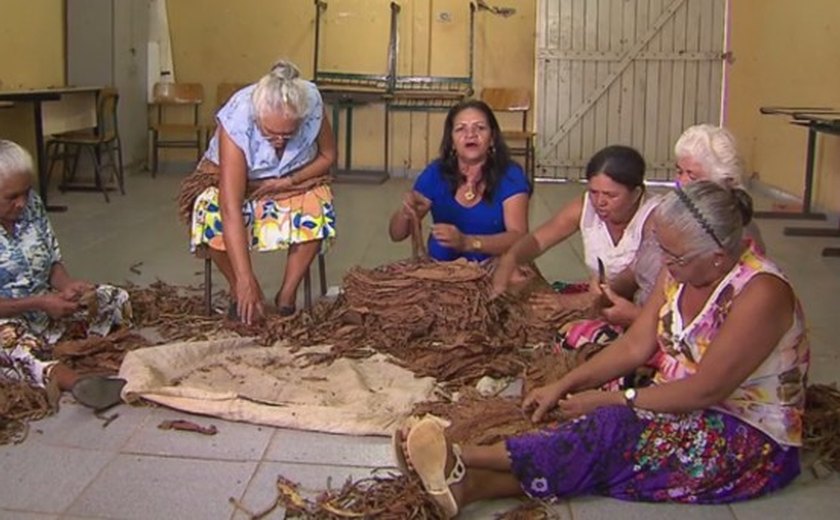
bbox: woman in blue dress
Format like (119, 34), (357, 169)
(388, 100), (530, 262)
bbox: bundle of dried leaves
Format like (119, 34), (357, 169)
(232, 472), (556, 520)
(53, 328), (150, 375)
(0, 379), (54, 445)
(804, 383), (840, 471)
(126, 281), (224, 341)
(252, 259), (589, 388)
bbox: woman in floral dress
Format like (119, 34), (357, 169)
(395, 181), (808, 518)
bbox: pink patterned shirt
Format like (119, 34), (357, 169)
(652, 248), (809, 446)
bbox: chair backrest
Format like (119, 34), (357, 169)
(481, 87), (531, 132)
(216, 82), (248, 110)
(151, 82), (204, 126)
(96, 87), (119, 141)
(152, 82), (204, 104)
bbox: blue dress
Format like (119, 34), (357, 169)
(413, 161), (530, 262)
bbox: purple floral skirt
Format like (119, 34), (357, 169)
(506, 405), (799, 504)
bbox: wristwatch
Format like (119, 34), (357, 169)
(470, 237), (483, 252)
(623, 388), (637, 408)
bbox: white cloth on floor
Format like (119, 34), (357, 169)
(119, 337), (436, 436)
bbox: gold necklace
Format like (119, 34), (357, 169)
(464, 187), (476, 201)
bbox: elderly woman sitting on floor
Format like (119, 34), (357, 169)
(395, 181), (808, 518)
(0, 140), (130, 408)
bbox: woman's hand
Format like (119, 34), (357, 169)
(60, 279), (94, 302)
(522, 380), (572, 423)
(431, 224), (466, 251)
(234, 276), (265, 325)
(489, 256), (517, 299)
(40, 293), (81, 319)
(556, 389), (621, 419)
(250, 176), (294, 200)
(400, 191), (431, 222)
(598, 286), (640, 327)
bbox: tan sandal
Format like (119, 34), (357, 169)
(404, 415), (465, 519)
(391, 415), (419, 475)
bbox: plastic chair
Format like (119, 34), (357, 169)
(480, 87), (536, 183)
(45, 87), (125, 202)
(149, 82), (204, 176)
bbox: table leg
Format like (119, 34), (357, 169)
(344, 105), (353, 170)
(755, 126), (824, 221)
(32, 101), (67, 212)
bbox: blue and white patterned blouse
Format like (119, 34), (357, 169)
(0, 191), (61, 313)
(203, 81), (324, 181)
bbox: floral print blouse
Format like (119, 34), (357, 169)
(652, 248), (809, 446)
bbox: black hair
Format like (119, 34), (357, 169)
(731, 188), (754, 226)
(585, 145), (646, 190)
(438, 99), (516, 201)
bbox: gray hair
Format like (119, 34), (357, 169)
(656, 181), (753, 257)
(251, 60), (309, 120)
(0, 139), (34, 183)
(674, 124), (744, 189)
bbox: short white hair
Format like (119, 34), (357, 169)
(251, 60), (309, 120)
(0, 140), (34, 183)
(674, 124), (744, 189)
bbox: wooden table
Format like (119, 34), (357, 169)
(0, 86), (101, 211)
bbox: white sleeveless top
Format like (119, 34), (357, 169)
(580, 193), (660, 283)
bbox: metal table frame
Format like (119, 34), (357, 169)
(0, 86), (102, 211)
(757, 107), (840, 257)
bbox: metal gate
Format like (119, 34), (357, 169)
(536, 0), (727, 181)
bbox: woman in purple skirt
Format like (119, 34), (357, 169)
(395, 181), (809, 518)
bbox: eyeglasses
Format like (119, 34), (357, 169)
(659, 245), (703, 267)
(257, 118), (299, 145)
(260, 129), (297, 144)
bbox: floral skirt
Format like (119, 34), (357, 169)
(0, 285), (132, 387)
(506, 405), (800, 504)
(189, 185), (336, 253)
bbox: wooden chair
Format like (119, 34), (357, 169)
(149, 82), (204, 176)
(481, 87), (536, 183)
(202, 253), (329, 316)
(195, 81), (328, 315)
(205, 82), (248, 147)
(45, 87), (125, 202)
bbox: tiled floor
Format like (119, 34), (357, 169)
(1, 169), (839, 519)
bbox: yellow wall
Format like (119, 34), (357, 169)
(166, 0), (536, 171)
(0, 0), (65, 160)
(727, 0), (840, 212)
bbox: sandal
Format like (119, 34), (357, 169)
(402, 415), (465, 519)
(71, 375), (126, 411)
(226, 302), (238, 321)
(392, 415), (421, 475)
(273, 291), (296, 317)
